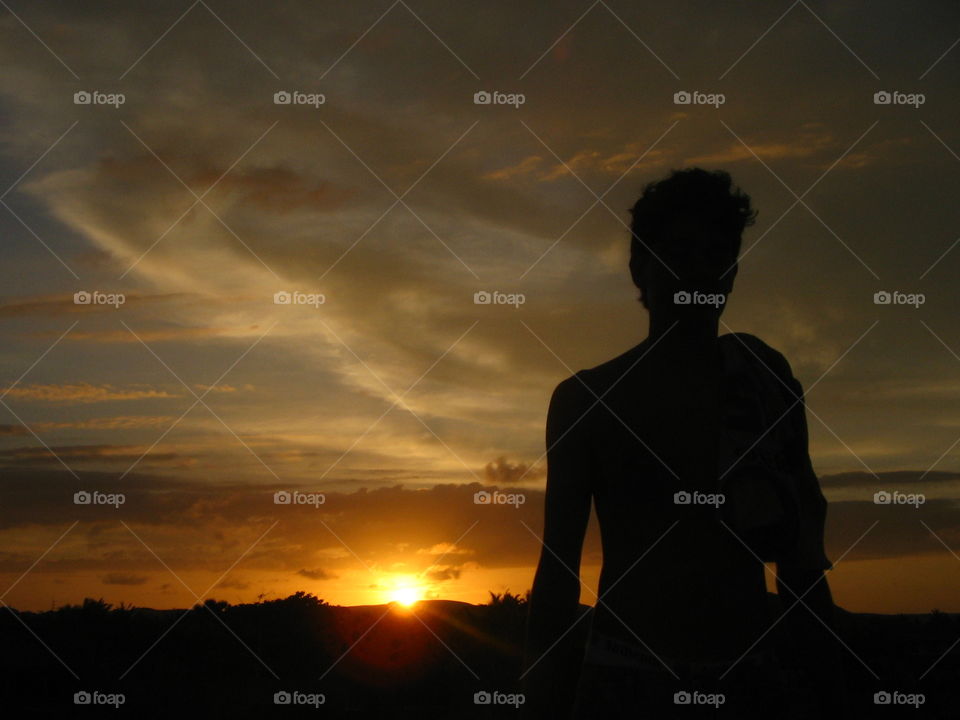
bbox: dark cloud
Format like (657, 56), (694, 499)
(0, 293), (188, 318)
(101, 572), (148, 586)
(187, 165), (357, 213)
(0, 384), (179, 403)
(2, 468), (958, 585)
(821, 470), (960, 489)
(296, 568), (336, 581)
(484, 456), (540, 484)
(425, 567), (461, 582)
(826, 499), (960, 562)
(0, 445), (185, 465)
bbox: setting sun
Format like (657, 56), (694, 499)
(391, 586), (421, 607)
(385, 576), (424, 607)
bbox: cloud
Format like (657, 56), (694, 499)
(424, 567), (461, 582)
(483, 155), (544, 181)
(484, 457), (539, 484)
(5, 4), (939, 495)
(63, 327), (225, 343)
(0, 293), (187, 318)
(2, 464), (960, 612)
(416, 542), (473, 556)
(297, 568), (337, 581)
(825, 499), (960, 561)
(3, 467), (955, 578)
(188, 165), (357, 213)
(34, 416), (176, 431)
(1, 384), (179, 403)
(194, 384), (254, 394)
(483, 145), (671, 183)
(685, 133), (833, 166)
(102, 572), (148, 586)
(0, 425), (28, 436)
(821, 470), (960, 488)
(0, 444), (187, 466)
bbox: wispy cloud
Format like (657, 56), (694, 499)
(1, 383), (179, 403)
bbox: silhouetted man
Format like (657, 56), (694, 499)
(522, 169), (844, 718)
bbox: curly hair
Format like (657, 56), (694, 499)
(629, 168), (757, 267)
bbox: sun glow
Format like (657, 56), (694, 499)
(386, 576), (423, 607)
(391, 586), (420, 606)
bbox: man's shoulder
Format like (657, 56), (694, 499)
(551, 343), (649, 403)
(551, 334), (797, 398)
(555, 334), (797, 390)
(720, 332), (795, 379)
(721, 331), (774, 354)
(577, 334), (788, 378)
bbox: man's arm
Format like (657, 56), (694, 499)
(775, 370), (847, 712)
(522, 377), (593, 719)
(776, 563), (846, 712)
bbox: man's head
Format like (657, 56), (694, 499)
(629, 168), (756, 312)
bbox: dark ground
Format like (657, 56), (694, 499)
(1, 591), (957, 718)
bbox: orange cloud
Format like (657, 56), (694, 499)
(484, 456), (539, 484)
(485, 145), (671, 183)
(102, 572), (148, 586)
(0, 293), (187, 318)
(2, 383), (179, 403)
(64, 327), (224, 343)
(0, 444), (186, 463)
(190, 165), (357, 213)
(0, 424), (29, 436)
(34, 416), (176, 430)
(297, 568), (338, 580)
(194, 384), (254, 394)
(685, 129), (834, 165)
(482, 155), (543, 181)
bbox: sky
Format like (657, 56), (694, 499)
(1, 0), (960, 614)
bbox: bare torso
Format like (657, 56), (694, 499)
(574, 336), (770, 662)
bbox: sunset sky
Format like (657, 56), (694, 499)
(1, 0), (960, 615)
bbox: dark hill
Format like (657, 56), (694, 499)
(1, 592), (955, 718)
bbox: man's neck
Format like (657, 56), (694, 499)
(648, 312), (719, 346)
